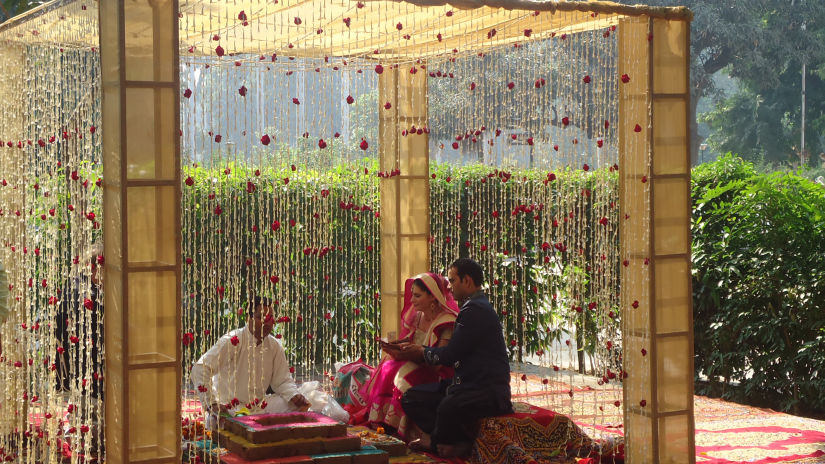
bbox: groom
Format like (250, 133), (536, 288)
(394, 258), (512, 457)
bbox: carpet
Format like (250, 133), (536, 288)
(511, 373), (825, 464)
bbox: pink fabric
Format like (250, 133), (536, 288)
(399, 272), (460, 341)
(350, 272), (459, 438)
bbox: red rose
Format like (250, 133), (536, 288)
(261, 134), (271, 145)
(634, 124), (642, 132)
(583, 75), (591, 84)
(620, 74), (630, 83)
(215, 45), (224, 57)
(238, 85), (247, 97)
(230, 336), (239, 346)
(374, 64), (384, 74)
(360, 139), (369, 150)
(318, 139), (327, 149)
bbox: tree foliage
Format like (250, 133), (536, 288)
(616, 0), (825, 166)
(0, 0), (39, 22)
(692, 155), (825, 413)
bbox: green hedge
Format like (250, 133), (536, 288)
(692, 155), (825, 413)
(29, 152), (825, 412)
(179, 160), (620, 371)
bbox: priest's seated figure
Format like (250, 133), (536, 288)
(191, 296), (310, 429)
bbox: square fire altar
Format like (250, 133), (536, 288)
(217, 412), (388, 464)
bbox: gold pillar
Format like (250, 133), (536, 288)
(378, 65), (430, 340)
(620, 17), (695, 463)
(0, 43), (27, 439)
(99, 0), (181, 462)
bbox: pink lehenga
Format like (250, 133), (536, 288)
(353, 272), (460, 438)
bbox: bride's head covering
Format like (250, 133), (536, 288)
(399, 272), (460, 340)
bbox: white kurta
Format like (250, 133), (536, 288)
(191, 326), (300, 413)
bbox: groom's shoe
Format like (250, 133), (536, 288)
(437, 442), (473, 458)
(408, 437), (431, 453)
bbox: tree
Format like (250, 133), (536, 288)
(615, 0), (825, 166)
(700, 66), (825, 164)
(0, 0), (39, 22)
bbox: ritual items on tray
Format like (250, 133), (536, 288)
(217, 412), (389, 464)
(349, 427), (406, 457)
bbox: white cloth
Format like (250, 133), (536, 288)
(191, 326), (300, 412)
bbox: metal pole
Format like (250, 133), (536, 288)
(801, 20), (807, 165)
(801, 61), (806, 164)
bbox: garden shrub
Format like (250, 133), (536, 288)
(692, 154), (825, 413)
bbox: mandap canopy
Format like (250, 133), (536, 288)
(0, 0), (694, 463)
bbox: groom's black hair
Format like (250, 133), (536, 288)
(449, 258), (484, 287)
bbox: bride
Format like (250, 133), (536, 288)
(351, 272), (459, 439)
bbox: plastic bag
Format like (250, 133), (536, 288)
(297, 380), (350, 423)
(332, 359), (373, 408)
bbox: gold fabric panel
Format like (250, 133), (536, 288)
(379, 67), (429, 339)
(125, 88), (177, 180)
(128, 367), (179, 460)
(100, 0), (182, 461)
(620, 16), (695, 464)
